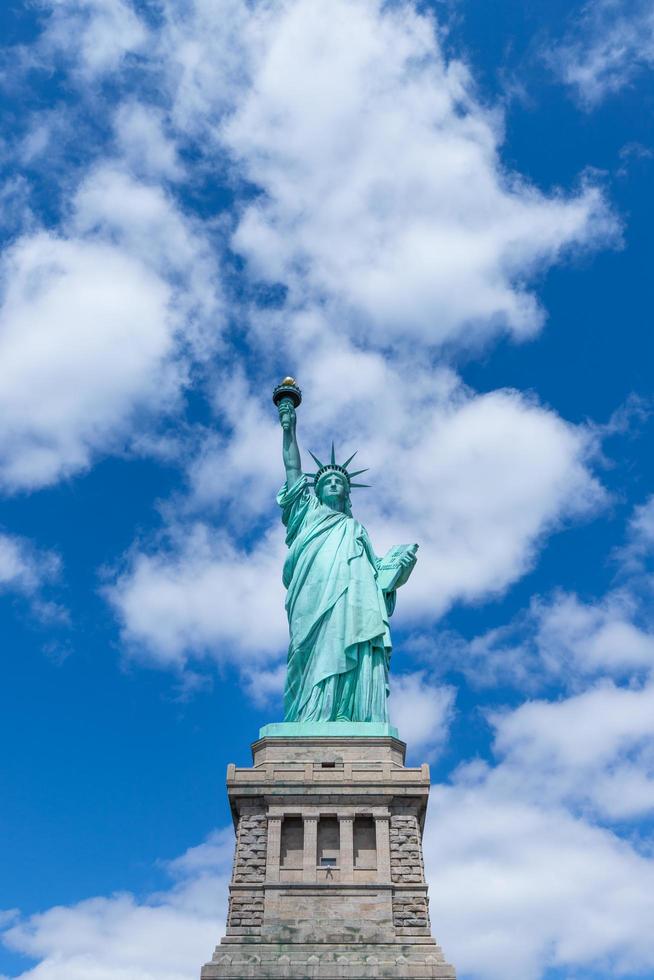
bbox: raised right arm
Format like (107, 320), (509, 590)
(278, 398), (302, 487)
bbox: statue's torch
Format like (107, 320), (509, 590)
(273, 377), (302, 413)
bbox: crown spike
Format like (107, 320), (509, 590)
(309, 443), (370, 492)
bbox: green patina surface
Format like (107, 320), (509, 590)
(259, 721), (399, 739)
(272, 380), (418, 731)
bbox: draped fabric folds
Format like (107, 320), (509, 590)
(277, 476), (395, 723)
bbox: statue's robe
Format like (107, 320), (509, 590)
(278, 475), (396, 723)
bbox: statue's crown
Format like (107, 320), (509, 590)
(306, 443), (370, 489)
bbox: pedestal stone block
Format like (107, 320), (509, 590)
(201, 734), (456, 980)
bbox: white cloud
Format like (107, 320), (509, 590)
(444, 587), (654, 691)
(366, 386), (604, 619)
(107, 523), (287, 671)
(389, 671), (455, 756)
(549, 0), (654, 106)
(0, 532), (60, 598)
(70, 165), (220, 350)
(420, 673), (654, 978)
(618, 492), (654, 571)
(156, 0), (253, 136)
(533, 590), (654, 676)
(184, 371), (281, 527)
(0, 165), (222, 491)
(224, 0), (616, 349)
(114, 103), (184, 182)
(1, 828), (232, 980)
(426, 784), (654, 980)
(12, 0), (617, 520)
(39, 0), (148, 78)
(33, 0), (617, 349)
(0, 233), (174, 489)
(240, 662), (286, 709)
(429, 483), (654, 692)
(629, 494), (654, 546)
(490, 681), (654, 821)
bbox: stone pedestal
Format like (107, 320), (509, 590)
(201, 733), (456, 979)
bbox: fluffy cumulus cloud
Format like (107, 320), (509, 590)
(1, 829), (232, 980)
(415, 554), (654, 977)
(3, 0), (614, 506)
(421, 667), (654, 979)
(224, 0), (616, 348)
(549, 0), (654, 106)
(388, 671), (455, 756)
(527, 591), (654, 678)
(628, 493), (654, 545)
(490, 681), (654, 821)
(155, 0), (252, 133)
(426, 783), (654, 980)
(358, 383), (604, 620)
(107, 524), (287, 671)
(439, 587), (654, 691)
(0, 165), (222, 491)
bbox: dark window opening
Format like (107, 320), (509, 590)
(354, 815), (377, 869)
(317, 815), (339, 866)
(280, 816), (304, 869)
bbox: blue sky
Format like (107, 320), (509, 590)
(0, 1), (653, 978)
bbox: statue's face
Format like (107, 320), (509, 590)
(317, 472), (348, 507)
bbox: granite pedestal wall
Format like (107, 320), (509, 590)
(201, 730), (456, 980)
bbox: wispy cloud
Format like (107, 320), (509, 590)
(425, 489), (654, 694)
(0, 530), (65, 621)
(548, 0), (654, 107)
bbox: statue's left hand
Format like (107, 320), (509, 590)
(398, 546), (418, 568)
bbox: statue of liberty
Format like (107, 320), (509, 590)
(274, 379), (418, 725)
